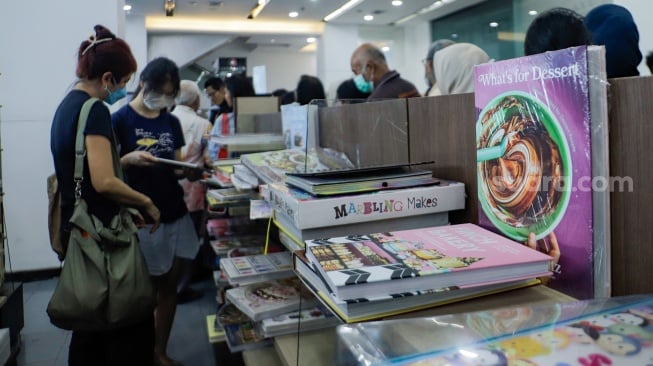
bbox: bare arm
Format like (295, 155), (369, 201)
(86, 135), (160, 229)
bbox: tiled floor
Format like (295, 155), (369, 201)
(17, 277), (219, 366)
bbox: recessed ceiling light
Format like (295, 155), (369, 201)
(381, 46), (390, 52)
(123, 4), (132, 11)
(528, 10), (538, 16)
(364, 14), (374, 21)
(270, 39), (276, 43)
(307, 37), (316, 43)
(289, 11), (299, 18)
(489, 22), (499, 28)
(391, 0), (403, 6)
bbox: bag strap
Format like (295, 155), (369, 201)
(74, 97), (123, 199)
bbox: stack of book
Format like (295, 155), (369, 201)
(263, 180), (465, 248)
(293, 224), (552, 323)
(214, 252), (340, 351)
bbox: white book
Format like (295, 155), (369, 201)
(220, 252), (294, 286)
(259, 306), (339, 338)
(266, 181), (465, 229)
(273, 206), (449, 243)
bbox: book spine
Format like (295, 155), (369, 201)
(267, 183), (465, 229)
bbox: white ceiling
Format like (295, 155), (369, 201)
(127, 0), (444, 26)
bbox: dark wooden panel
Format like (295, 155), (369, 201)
(408, 94), (477, 224)
(608, 76), (653, 296)
(317, 99), (409, 168)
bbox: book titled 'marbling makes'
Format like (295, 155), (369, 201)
(474, 46), (608, 299)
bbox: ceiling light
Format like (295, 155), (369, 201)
(323, 0), (365, 22)
(381, 46), (390, 52)
(364, 14), (374, 21)
(289, 11), (299, 18)
(528, 10), (538, 16)
(248, 0), (271, 19)
(489, 22), (499, 27)
(391, 0), (403, 6)
(123, 4), (132, 11)
(307, 37), (316, 43)
(271, 39), (276, 42)
(451, 33), (458, 38)
(164, 0), (175, 17)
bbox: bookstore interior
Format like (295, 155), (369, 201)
(3, 0), (653, 365)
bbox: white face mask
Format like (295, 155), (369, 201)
(143, 91), (174, 110)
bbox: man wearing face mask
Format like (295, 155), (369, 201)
(350, 43), (420, 100)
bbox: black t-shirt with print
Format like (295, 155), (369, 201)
(112, 104), (187, 223)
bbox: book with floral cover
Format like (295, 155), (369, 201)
(304, 223), (551, 300)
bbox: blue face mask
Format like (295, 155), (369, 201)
(353, 73), (373, 94)
(104, 78), (127, 105)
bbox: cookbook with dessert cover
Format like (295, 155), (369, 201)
(474, 45), (609, 299)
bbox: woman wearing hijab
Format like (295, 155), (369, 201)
(431, 43), (490, 95)
(585, 4), (642, 78)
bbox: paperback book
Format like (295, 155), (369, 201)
(266, 181), (465, 229)
(304, 223), (552, 300)
(258, 305), (340, 338)
(220, 251), (294, 286)
(223, 321), (272, 353)
(474, 45), (609, 299)
(294, 249), (541, 323)
(205, 314), (226, 343)
(225, 277), (319, 321)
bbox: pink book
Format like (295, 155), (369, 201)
(305, 223), (551, 300)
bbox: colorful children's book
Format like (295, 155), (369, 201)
(220, 252), (294, 286)
(258, 305), (340, 338)
(340, 295), (653, 366)
(474, 45), (609, 299)
(225, 277), (319, 321)
(266, 181), (465, 229)
(304, 223), (552, 300)
(294, 249), (541, 323)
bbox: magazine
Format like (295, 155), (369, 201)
(220, 251), (294, 286)
(225, 277), (319, 321)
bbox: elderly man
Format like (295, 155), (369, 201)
(423, 39), (455, 96)
(171, 80), (212, 304)
(350, 43), (420, 99)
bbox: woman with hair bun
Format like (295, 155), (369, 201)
(51, 24), (160, 365)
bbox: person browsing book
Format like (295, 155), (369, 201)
(204, 76), (228, 124)
(50, 25), (160, 366)
(112, 57), (200, 366)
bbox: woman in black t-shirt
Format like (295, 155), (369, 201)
(50, 25), (160, 366)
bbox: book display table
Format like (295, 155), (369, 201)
(273, 285), (573, 366)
